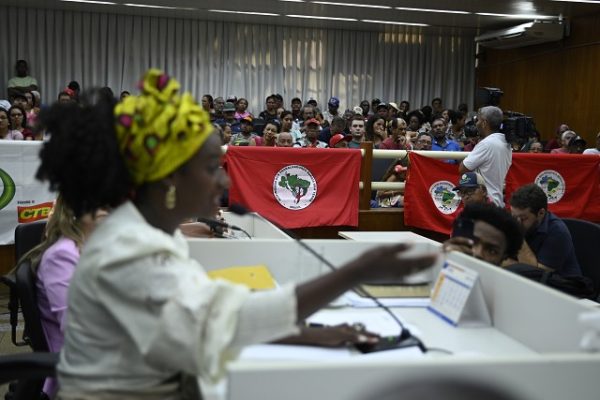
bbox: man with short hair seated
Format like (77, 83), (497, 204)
(444, 203), (523, 267)
(509, 184), (582, 277)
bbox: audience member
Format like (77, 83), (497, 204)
(259, 95), (280, 123)
(234, 98), (252, 120)
(374, 159), (408, 208)
(8, 105), (33, 140)
(375, 103), (389, 120)
(57, 91), (74, 104)
(380, 118), (409, 150)
(431, 97), (443, 114)
(567, 135), (586, 154)
(201, 94), (215, 116)
(370, 98), (381, 114)
(213, 96), (225, 119)
(359, 100), (370, 118)
(550, 130), (576, 154)
(229, 116), (256, 146)
(510, 184), (582, 277)
(279, 110), (302, 141)
(19, 196), (104, 397)
(0, 109), (14, 140)
(431, 118), (460, 162)
(453, 172), (489, 206)
(348, 115), (365, 148)
(545, 123), (570, 152)
(460, 106), (511, 207)
(583, 131), (600, 155)
(406, 111), (423, 145)
(365, 115), (387, 148)
(67, 81), (81, 99)
(320, 116), (345, 144)
(251, 121), (279, 147)
(119, 91), (130, 100)
(217, 123), (232, 145)
(414, 132), (433, 150)
(295, 118), (327, 148)
(7, 60), (38, 100)
(444, 202), (523, 267)
(528, 141), (544, 153)
(329, 133), (351, 148)
(290, 97), (303, 121)
(399, 100), (410, 116)
(387, 102), (400, 120)
(322, 97), (341, 124)
(276, 131), (294, 147)
(447, 110), (466, 145)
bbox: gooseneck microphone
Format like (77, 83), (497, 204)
(197, 217), (252, 239)
(228, 203), (427, 353)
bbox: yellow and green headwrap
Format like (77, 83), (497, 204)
(114, 69), (212, 186)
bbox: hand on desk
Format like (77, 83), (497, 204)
(274, 324), (379, 348)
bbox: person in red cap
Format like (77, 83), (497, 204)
(294, 118), (328, 148)
(329, 133), (352, 148)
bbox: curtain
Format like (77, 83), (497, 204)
(0, 6), (475, 114)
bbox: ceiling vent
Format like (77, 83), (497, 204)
(475, 20), (564, 49)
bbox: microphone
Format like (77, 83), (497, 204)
(197, 217), (252, 239)
(228, 203), (427, 353)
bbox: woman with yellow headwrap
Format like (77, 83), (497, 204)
(36, 70), (436, 399)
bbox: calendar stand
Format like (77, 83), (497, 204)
(428, 261), (491, 327)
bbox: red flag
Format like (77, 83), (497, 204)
(404, 153), (461, 235)
(224, 147), (361, 229)
(505, 153), (600, 221)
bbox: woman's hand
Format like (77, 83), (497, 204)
(349, 244), (438, 284)
(275, 324), (379, 348)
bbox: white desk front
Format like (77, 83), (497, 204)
(338, 230), (441, 246)
(187, 240), (600, 400)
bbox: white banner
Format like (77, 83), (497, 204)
(0, 141), (54, 244)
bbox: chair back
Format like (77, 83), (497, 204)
(0, 352), (58, 400)
(14, 220), (47, 261)
(562, 218), (600, 299)
(16, 258), (49, 352)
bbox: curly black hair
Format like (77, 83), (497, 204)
(458, 202), (524, 259)
(36, 89), (132, 218)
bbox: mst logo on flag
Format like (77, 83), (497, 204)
(429, 181), (461, 215)
(224, 147), (361, 229)
(534, 170), (566, 204)
(273, 165), (317, 210)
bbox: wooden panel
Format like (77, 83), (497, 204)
(476, 12), (600, 146)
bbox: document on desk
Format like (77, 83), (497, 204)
(342, 291), (430, 308)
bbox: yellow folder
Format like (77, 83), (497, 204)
(207, 265), (277, 290)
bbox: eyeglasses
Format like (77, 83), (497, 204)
(10, 113), (23, 117)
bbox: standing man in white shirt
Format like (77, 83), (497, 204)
(459, 106), (511, 207)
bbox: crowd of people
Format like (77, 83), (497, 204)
(4, 60), (600, 157)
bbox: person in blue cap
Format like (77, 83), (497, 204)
(453, 172), (489, 206)
(323, 96), (341, 125)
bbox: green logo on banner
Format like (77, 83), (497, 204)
(0, 168), (16, 211)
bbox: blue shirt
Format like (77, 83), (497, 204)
(526, 212), (582, 277)
(431, 138), (461, 164)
